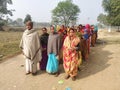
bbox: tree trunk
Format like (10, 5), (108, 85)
(0, 26), (4, 31)
(118, 26), (119, 32)
(108, 26), (111, 32)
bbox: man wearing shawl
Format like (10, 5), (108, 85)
(19, 21), (41, 75)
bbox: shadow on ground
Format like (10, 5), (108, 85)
(77, 39), (112, 79)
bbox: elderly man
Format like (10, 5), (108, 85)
(19, 21), (41, 75)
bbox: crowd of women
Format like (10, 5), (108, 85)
(20, 21), (98, 81)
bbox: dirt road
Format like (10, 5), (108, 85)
(0, 30), (120, 90)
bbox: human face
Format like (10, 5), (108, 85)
(26, 24), (32, 30)
(61, 25), (64, 30)
(69, 30), (74, 37)
(91, 26), (94, 30)
(77, 27), (80, 32)
(50, 26), (54, 33)
(42, 28), (47, 34)
(58, 31), (62, 34)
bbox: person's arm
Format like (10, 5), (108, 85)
(75, 43), (80, 51)
(19, 36), (23, 49)
(57, 35), (61, 54)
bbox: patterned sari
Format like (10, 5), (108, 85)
(63, 36), (80, 77)
(91, 32), (96, 46)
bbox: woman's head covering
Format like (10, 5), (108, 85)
(58, 29), (63, 33)
(94, 25), (98, 32)
(56, 25), (60, 32)
(50, 25), (56, 32)
(85, 24), (90, 29)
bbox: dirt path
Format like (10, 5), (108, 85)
(0, 30), (120, 90)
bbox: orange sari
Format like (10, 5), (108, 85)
(63, 36), (80, 77)
(91, 33), (96, 46)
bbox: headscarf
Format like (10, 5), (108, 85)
(56, 25), (60, 32)
(50, 25), (56, 32)
(94, 25), (98, 32)
(85, 24), (91, 34)
(85, 24), (90, 29)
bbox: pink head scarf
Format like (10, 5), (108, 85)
(85, 24), (91, 34)
(85, 24), (90, 29)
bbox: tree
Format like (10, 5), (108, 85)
(15, 18), (24, 26)
(51, 16), (60, 25)
(24, 14), (32, 24)
(52, 0), (80, 26)
(97, 13), (108, 25)
(97, 0), (120, 31)
(0, 0), (14, 30)
(0, 0), (13, 18)
(102, 0), (120, 26)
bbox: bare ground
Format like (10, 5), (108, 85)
(0, 30), (120, 90)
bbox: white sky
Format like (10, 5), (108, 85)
(8, 0), (104, 24)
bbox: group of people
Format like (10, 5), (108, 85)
(19, 21), (98, 81)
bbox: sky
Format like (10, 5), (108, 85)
(8, 0), (104, 24)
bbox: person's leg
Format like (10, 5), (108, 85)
(54, 55), (60, 77)
(25, 58), (30, 74)
(70, 69), (77, 81)
(29, 59), (32, 73)
(31, 61), (37, 75)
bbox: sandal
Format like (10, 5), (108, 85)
(55, 72), (60, 77)
(32, 72), (37, 76)
(65, 75), (70, 79)
(25, 72), (30, 75)
(72, 76), (76, 81)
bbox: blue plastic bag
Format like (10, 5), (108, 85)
(46, 53), (59, 73)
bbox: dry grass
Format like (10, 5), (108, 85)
(0, 28), (41, 61)
(0, 31), (23, 61)
(99, 30), (120, 44)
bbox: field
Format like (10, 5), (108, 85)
(0, 31), (23, 61)
(0, 27), (42, 61)
(99, 30), (120, 44)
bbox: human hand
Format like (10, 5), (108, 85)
(69, 47), (75, 51)
(56, 55), (59, 60)
(42, 48), (46, 51)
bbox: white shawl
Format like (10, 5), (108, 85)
(19, 29), (41, 62)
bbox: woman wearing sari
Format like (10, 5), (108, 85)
(57, 25), (67, 64)
(76, 25), (84, 66)
(85, 24), (91, 54)
(63, 28), (80, 81)
(94, 25), (98, 43)
(91, 25), (96, 47)
(46, 26), (61, 76)
(39, 27), (49, 70)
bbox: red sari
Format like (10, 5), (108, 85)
(63, 36), (80, 77)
